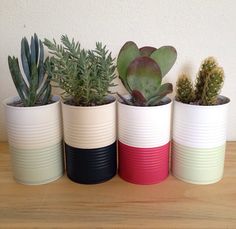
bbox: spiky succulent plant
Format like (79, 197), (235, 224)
(44, 35), (116, 106)
(176, 57), (224, 105)
(8, 34), (51, 106)
(200, 66), (224, 105)
(117, 41), (177, 106)
(176, 74), (195, 104)
(195, 57), (218, 102)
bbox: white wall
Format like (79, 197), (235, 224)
(0, 0), (236, 141)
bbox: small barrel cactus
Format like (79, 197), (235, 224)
(176, 74), (195, 104)
(8, 33), (51, 106)
(117, 41), (177, 106)
(176, 57), (224, 105)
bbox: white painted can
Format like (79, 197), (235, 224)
(118, 96), (172, 148)
(62, 96), (116, 149)
(172, 96), (230, 184)
(3, 96), (64, 185)
(173, 97), (230, 148)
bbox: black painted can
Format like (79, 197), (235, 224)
(65, 142), (117, 184)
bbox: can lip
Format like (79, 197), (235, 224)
(174, 95), (230, 108)
(3, 95), (60, 110)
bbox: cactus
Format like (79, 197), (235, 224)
(176, 74), (195, 104)
(117, 41), (177, 106)
(195, 57), (218, 101)
(201, 67), (224, 105)
(176, 57), (224, 105)
(8, 34), (51, 106)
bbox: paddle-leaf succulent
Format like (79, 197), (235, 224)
(117, 41), (177, 106)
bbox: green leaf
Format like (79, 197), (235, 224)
(150, 46), (177, 77)
(117, 41), (140, 92)
(38, 40), (44, 86)
(147, 83), (173, 105)
(30, 36), (36, 66)
(139, 46), (156, 56)
(28, 63), (38, 105)
(21, 38), (30, 83)
(36, 77), (51, 101)
(127, 56), (162, 101)
(21, 38), (31, 83)
(8, 56), (29, 106)
(41, 83), (51, 105)
(34, 33), (39, 65)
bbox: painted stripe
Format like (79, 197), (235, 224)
(118, 141), (170, 185)
(65, 142), (117, 184)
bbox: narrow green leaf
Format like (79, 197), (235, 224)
(21, 38), (30, 84)
(28, 63), (38, 105)
(34, 33), (39, 65)
(38, 40), (44, 86)
(30, 36), (36, 65)
(41, 83), (51, 105)
(36, 78), (50, 101)
(8, 56), (29, 106)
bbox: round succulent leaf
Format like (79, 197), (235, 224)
(139, 46), (157, 56)
(127, 56), (162, 101)
(117, 41), (140, 91)
(131, 90), (147, 106)
(150, 46), (177, 77)
(147, 83), (173, 106)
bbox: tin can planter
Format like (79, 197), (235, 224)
(172, 96), (230, 184)
(3, 96), (64, 185)
(118, 97), (172, 185)
(62, 96), (117, 184)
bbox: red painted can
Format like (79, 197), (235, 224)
(118, 141), (170, 185)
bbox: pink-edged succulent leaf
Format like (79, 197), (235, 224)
(139, 46), (157, 56)
(150, 46), (177, 77)
(131, 90), (147, 106)
(127, 56), (162, 101)
(117, 41), (140, 93)
(147, 83), (173, 106)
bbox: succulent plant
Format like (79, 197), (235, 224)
(117, 41), (177, 106)
(176, 57), (224, 105)
(195, 57), (218, 102)
(176, 74), (195, 104)
(8, 34), (51, 106)
(200, 66), (224, 105)
(44, 35), (116, 106)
